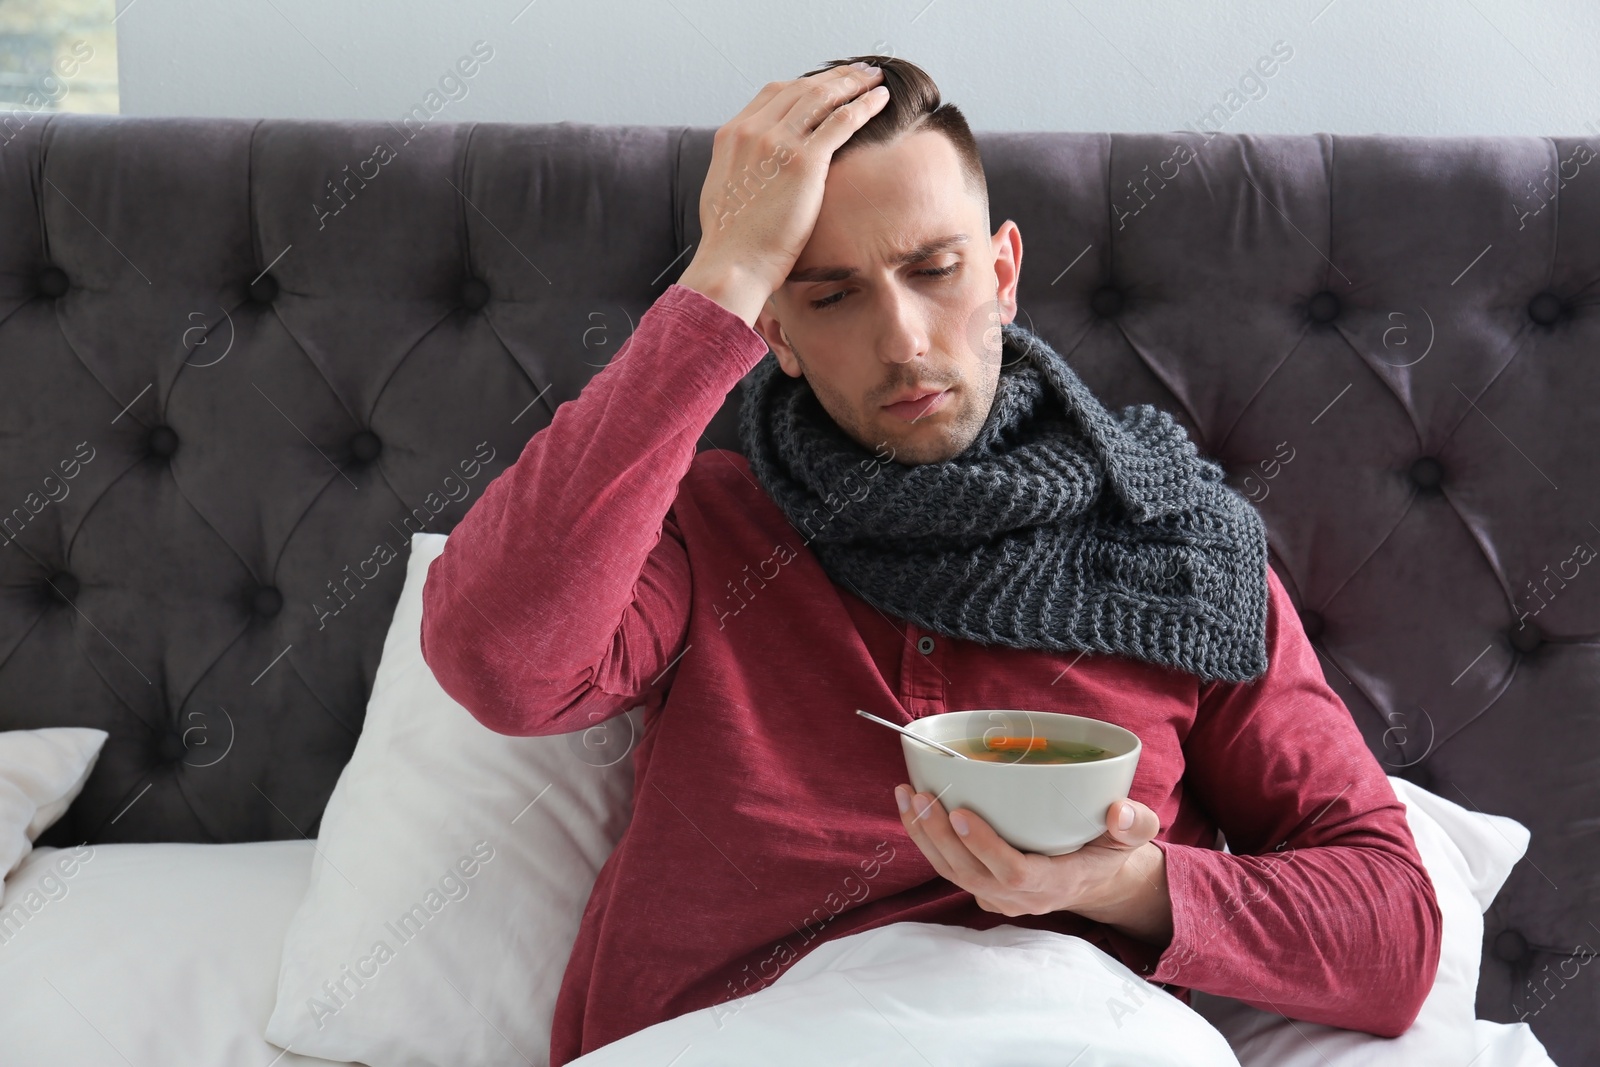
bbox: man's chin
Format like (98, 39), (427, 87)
(881, 425), (970, 466)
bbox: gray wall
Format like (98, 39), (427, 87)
(112, 0), (1600, 136)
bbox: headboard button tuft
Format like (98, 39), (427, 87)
(460, 276), (491, 311)
(1528, 291), (1564, 325)
(1090, 286), (1123, 318)
(1494, 928), (1530, 964)
(1510, 619), (1543, 654)
(155, 729), (187, 764)
(1308, 290), (1340, 323)
(349, 430), (383, 463)
(1297, 608), (1325, 640)
(36, 265), (69, 298)
(249, 273), (279, 303)
(45, 571), (78, 604)
(1409, 456), (1443, 490)
(252, 585), (284, 618)
(146, 424), (179, 459)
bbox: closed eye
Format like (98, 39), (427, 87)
(809, 262), (962, 311)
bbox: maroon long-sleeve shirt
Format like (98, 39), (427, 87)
(419, 282), (1443, 1065)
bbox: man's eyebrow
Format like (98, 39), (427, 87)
(785, 233), (971, 284)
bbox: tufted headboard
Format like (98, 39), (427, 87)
(1, 114), (1594, 1061)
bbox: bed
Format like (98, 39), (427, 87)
(0, 113), (1593, 1064)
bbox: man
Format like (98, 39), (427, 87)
(419, 56), (1442, 1065)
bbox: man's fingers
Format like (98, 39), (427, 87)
(804, 74), (891, 156)
(719, 63), (874, 160)
(897, 787), (961, 884)
(774, 65), (885, 150)
(733, 63), (866, 142)
(947, 808), (1035, 888)
(905, 791), (998, 888)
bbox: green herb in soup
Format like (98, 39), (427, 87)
(948, 735), (1114, 765)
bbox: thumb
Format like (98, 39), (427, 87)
(1106, 799), (1160, 847)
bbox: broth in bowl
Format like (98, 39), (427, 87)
(950, 735), (1113, 765)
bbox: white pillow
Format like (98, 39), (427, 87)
(264, 532), (636, 1067)
(0, 727), (107, 879)
(1190, 775), (1542, 1066)
(0, 839), (348, 1066)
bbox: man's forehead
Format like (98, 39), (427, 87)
(786, 232), (971, 285)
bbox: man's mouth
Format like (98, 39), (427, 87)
(882, 388), (950, 421)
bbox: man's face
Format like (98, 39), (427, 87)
(754, 129), (1023, 466)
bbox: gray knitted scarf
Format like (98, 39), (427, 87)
(738, 319), (1270, 684)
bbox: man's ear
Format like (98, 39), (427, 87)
(754, 305), (804, 378)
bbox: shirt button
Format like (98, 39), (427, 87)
(917, 635), (935, 655)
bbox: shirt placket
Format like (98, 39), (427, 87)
(899, 621), (948, 719)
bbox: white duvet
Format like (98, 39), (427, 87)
(568, 918), (1560, 1067)
(567, 921), (1243, 1067)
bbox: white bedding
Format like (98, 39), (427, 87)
(565, 920), (1559, 1067)
(0, 840), (352, 1067)
(0, 837), (1561, 1066)
(568, 920), (1243, 1067)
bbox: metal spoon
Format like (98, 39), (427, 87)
(855, 709), (974, 760)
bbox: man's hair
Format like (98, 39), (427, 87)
(799, 55), (989, 226)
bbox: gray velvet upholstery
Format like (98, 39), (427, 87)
(0, 114), (1593, 1062)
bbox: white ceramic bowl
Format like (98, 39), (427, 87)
(901, 709), (1142, 856)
